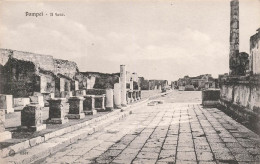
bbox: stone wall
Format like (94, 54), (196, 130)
(1, 58), (39, 97)
(0, 49), (55, 72)
(219, 75), (260, 127)
(81, 72), (120, 89)
(54, 59), (78, 79)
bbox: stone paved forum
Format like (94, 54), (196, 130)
(0, 0), (260, 163)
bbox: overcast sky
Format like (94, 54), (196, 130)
(0, 0), (259, 81)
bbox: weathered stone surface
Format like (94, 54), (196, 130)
(67, 97), (85, 119)
(114, 83), (121, 109)
(105, 89), (114, 110)
(29, 95), (44, 107)
(47, 98), (68, 124)
(14, 98), (30, 107)
(229, 0), (239, 75)
(202, 89), (220, 106)
(21, 104), (46, 131)
(0, 94), (14, 113)
(120, 65), (127, 106)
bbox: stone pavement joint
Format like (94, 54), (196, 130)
(4, 91), (260, 164)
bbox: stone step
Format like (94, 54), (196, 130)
(2, 108), (136, 164)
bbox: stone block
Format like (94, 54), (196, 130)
(83, 95), (97, 115)
(95, 95), (106, 111)
(0, 94), (14, 113)
(202, 89), (220, 106)
(46, 98), (68, 124)
(0, 109), (12, 142)
(67, 97), (85, 119)
(29, 95), (44, 107)
(21, 104), (46, 131)
(13, 98), (30, 107)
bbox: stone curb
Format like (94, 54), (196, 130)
(1, 100), (149, 164)
(1, 90), (172, 163)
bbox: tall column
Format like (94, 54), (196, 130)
(120, 65), (127, 106)
(229, 0), (239, 75)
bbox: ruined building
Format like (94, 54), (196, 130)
(219, 0), (260, 130)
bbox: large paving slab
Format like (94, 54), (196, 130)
(33, 91), (260, 164)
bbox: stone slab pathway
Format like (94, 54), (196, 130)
(37, 99), (260, 164)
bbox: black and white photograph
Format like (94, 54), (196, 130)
(0, 0), (260, 163)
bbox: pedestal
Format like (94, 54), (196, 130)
(0, 109), (12, 141)
(0, 94), (14, 113)
(83, 95), (97, 115)
(21, 104), (46, 131)
(95, 95), (106, 111)
(202, 89), (220, 106)
(67, 97), (85, 119)
(46, 98), (68, 124)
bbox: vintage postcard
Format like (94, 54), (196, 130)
(0, 0), (260, 163)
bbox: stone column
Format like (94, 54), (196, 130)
(82, 90), (86, 96)
(47, 98), (68, 124)
(133, 90), (137, 101)
(21, 104), (46, 131)
(114, 83), (121, 108)
(120, 65), (127, 106)
(83, 95), (97, 115)
(126, 91), (129, 104)
(75, 81), (79, 91)
(229, 0), (239, 75)
(0, 94), (14, 113)
(0, 109), (12, 141)
(130, 78), (134, 90)
(105, 89), (114, 111)
(158, 85), (162, 91)
(128, 90), (133, 103)
(67, 97), (85, 119)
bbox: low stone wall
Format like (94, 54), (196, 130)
(219, 75), (260, 130)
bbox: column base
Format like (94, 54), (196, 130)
(121, 104), (127, 107)
(46, 117), (69, 124)
(84, 110), (97, 115)
(0, 131), (12, 142)
(66, 113), (85, 119)
(105, 107), (113, 111)
(114, 105), (122, 109)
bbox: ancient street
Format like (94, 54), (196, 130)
(37, 91), (260, 164)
